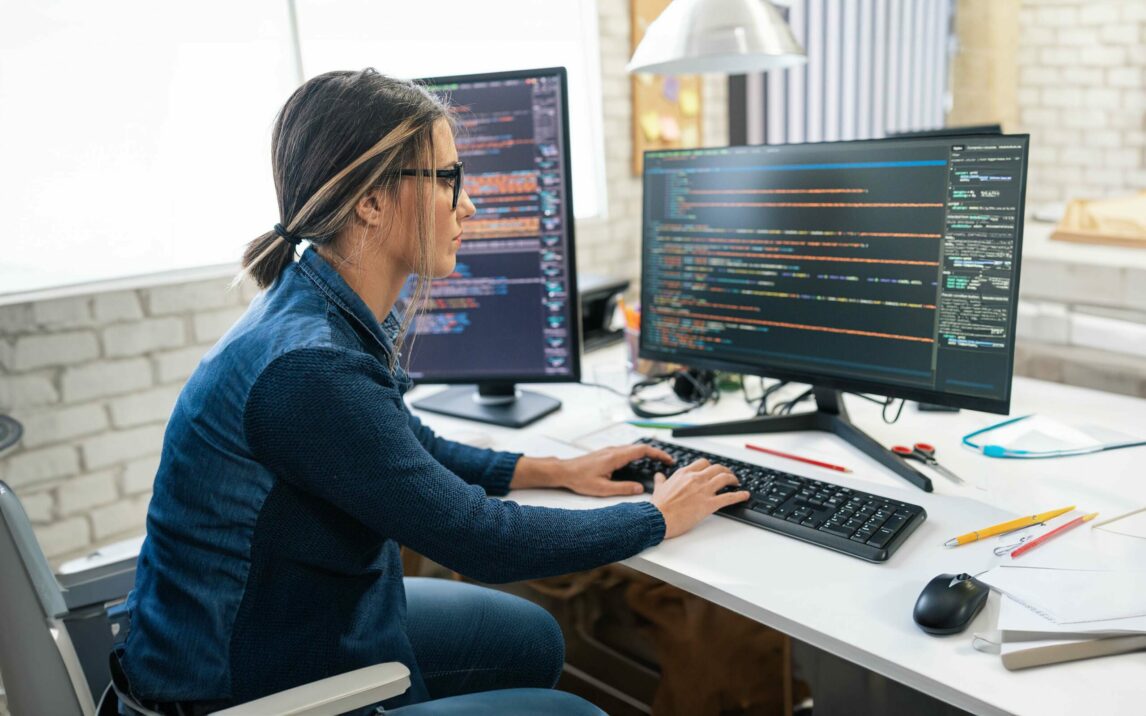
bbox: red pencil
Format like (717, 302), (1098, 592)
(1010, 512), (1098, 559)
(744, 443), (853, 473)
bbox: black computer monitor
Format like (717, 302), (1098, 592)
(401, 67), (580, 428)
(639, 134), (1029, 490)
(889, 123), (1003, 138)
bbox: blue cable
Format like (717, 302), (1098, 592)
(962, 414), (1146, 458)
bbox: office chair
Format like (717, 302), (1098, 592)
(0, 479), (411, 715)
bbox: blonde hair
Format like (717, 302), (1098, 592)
(240, 69), (452, 363)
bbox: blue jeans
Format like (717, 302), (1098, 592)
(381, 578), (605, 715)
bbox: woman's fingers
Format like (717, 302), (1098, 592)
(717, 489), (752, 508)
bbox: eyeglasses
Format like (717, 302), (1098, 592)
(399, 161), (464, 210)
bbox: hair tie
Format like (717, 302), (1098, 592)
(273, 223), (301, 246)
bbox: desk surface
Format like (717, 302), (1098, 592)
(408, 345), (1146, 716)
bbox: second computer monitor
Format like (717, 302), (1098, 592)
(640, 134), (1029, 415)
(402, 67), (580, 428)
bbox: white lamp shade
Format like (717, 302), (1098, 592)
(628, 0), (807, 75)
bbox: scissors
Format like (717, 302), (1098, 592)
(891, 442), (965, 485)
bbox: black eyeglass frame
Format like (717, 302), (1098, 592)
(398, 161), (464, 210)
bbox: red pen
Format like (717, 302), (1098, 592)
(745, 443), (853, 473)
(1010, 512), (1099, 559)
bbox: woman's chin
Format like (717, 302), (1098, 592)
(431, 257), (457, 279)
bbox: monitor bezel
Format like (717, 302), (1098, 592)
(638, 133), (1030, 415)
(406, 66), (582, 386)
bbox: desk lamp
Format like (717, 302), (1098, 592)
(627, 0), (806, 75)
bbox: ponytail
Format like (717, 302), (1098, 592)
(241, 230), (297, 289)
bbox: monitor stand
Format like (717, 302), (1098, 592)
(671, 387), (933, 492)
(412, 382), (561, 429)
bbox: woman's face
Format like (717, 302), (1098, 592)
(399, 118), (476, 278)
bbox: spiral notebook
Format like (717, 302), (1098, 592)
(977, 567), (1146, 624)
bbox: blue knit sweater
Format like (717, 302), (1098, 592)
(121, 247), (666, 708)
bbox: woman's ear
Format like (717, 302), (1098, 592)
(354, 189), (388, 227)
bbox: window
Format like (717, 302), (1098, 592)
(728, 0), (953, 145)
(0, 1), (297, 296)
(294, 0), (607, 219)
(0, 0), (605, 297)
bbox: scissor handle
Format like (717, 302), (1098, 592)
(914, 442), (936, 455)
(891, 445), (913, 455)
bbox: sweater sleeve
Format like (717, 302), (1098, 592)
(402, 409), (519, 496)
(243, 347), (665, 583)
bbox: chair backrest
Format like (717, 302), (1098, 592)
(0, 480), (95, 716)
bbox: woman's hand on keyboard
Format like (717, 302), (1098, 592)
(650, 459), (750, 539)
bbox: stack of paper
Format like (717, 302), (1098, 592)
(977, 567), (1146, 669)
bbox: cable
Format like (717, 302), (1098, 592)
(848, 392), (906, 424)
(882, 398), (906, 424)
(741, 376), (767, 410)
(628, 368), (718, 418)
(775, 387), (814, 415)
(759, 381), (788, 416)
(580, 381), (629, 398)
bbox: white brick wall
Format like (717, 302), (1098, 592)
(56, 471), (119, 515)
(90, 494), (151, 541)
(146, 278), (241, 315)
(0, 275), (252, 566)
(103, 317), (186, 357)
(1017, 0), (1146, 206)
(93, 291), (145, 323)
(109, 385), (181, 429)
(33, 517), (91, 559)
(17, 403), (108, 449)
(192, 307), (247, 343)
(2, 445), (80, 489)
(154, 345), (212, 384)
(12, 331), (100, 370)
(61, 358), (153, 403)
(81, 424), (168, 471)
(20, 490), (54, 523)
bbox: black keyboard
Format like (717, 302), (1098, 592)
(613, 438), (927, 562)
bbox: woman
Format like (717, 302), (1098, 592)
(121, 68), (748, 715)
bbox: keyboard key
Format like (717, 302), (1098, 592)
(867, 527), (897, 549)
(883, 514), (908, 533)
(821, 524), (854, 539)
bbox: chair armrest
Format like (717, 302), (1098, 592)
(210, 662), (411, 716)
(56, 535), (145, 611)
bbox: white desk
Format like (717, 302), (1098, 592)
(408, 345), (1146, 716)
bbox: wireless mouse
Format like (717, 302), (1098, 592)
(913, 573), (990, 635)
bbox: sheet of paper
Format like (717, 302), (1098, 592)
(979, 567), (1146, 623)
(493, 434), (587, 460)
(999, 594), (1146, 637)
(639, 110), (661, 141)
(999, 517), (1146, 571)
(981, 414), (1137, 453)
(571, 422), (650, 452)
(679, 87), (699, 116)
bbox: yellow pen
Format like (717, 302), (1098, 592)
(944, 506), (1076, 547)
